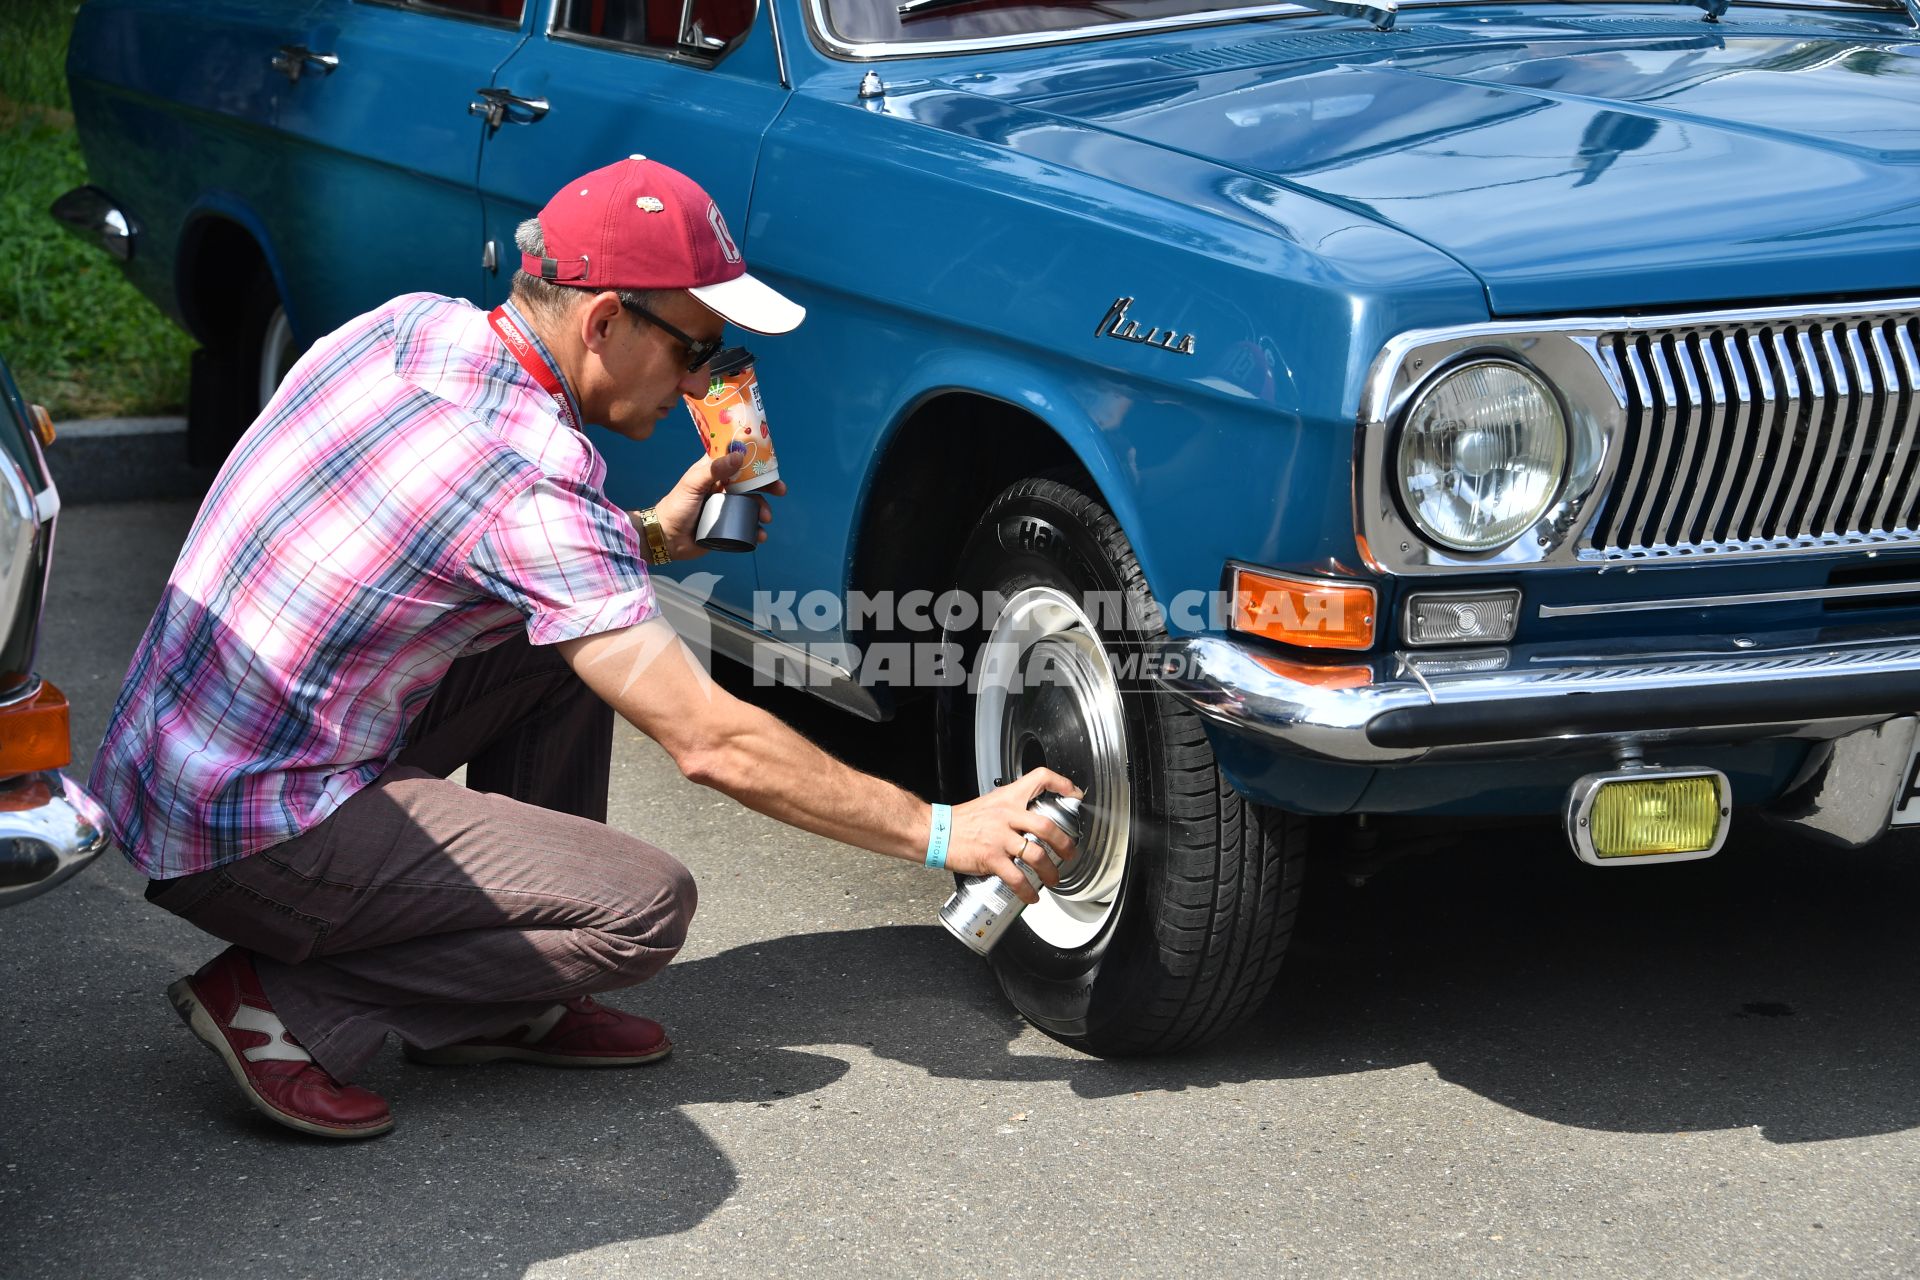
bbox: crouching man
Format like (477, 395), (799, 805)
(90, 157), (1077, 1140)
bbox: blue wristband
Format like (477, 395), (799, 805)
(924, 803), (952, 869)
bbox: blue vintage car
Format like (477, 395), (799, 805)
(56, 0), (1920, 1054)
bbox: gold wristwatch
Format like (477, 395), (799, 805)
(636, 507), (673, 565)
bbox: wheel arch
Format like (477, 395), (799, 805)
(173, 197), (297, 350)
(847, 359), (1168, 644)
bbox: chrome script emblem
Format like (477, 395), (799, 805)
(1096, 297), (1196, 356)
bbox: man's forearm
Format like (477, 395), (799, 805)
(559, 623), (931, 861)
(680, 700), (931, 861)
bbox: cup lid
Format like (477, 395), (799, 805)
(707, 346), (755, 379)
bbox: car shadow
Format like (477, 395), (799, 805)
(718, 651), (1920, 1147)
(643, 823), (1920, 1151)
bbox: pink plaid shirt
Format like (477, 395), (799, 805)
(92, 293), (658, 880)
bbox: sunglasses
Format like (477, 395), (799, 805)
(622, 299), (724, 373)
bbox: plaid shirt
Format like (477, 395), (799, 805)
(91, 294), (658, 880)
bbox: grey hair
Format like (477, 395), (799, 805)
(509, 217), (662, 321)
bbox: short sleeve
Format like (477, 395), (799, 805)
(465, 475), (658, 645)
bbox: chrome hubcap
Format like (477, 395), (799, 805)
(973, 586), (1130, 949)
(258, 306), (296, 410)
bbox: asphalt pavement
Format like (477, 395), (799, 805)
(4, 500), (1918, 1279)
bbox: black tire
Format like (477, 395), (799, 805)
(187, 270), (293, 466)
(935, 478), (1308, 1056)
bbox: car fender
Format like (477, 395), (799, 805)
(860, 350), (1164, 597)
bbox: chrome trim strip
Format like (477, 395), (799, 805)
(1157, 633), (1920, 763)
(1643, 338), (1685, 546)
(1832, 326), (1881, 536)
(1674, 335), (1724, 545)
(1855, 325), (1903, 534)
(1808, 326), (1841, 534)
(1357, 296), (1920, 575)
(1537, 578), (1920, 618)
(651, 577), (885, 720)
(1890, 325), (1920, 529)
(768, 0), (792, 86)
(1702, 332), (1752, 541)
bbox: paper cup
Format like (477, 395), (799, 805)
(684, 347), (779, 495)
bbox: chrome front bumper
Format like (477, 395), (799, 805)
(0, 771), (112, 908)
(1156, 635), (1920, 764)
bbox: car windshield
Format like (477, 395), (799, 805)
(822, 0), (1272, 47)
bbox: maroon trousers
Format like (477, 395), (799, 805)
(144, 633), (696, 1082)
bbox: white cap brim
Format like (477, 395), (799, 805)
(689, 272), (806, 335)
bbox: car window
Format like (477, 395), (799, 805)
(355, 0), (527, 26)
(551, 0), (755, 60)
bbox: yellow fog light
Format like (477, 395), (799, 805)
(1566, 767), (1729, 866)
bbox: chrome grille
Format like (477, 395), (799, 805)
(1588, 312), (1920, 557)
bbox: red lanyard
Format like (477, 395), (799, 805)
(489, 304), (580, 433)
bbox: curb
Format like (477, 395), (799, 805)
(46, 416), (215, 507)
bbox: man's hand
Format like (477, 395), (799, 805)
(945, 769), (1083, 905)
(644, 447), (785, 561)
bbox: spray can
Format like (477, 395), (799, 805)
(939, 793), (1085, 956)
(682, 347), (778, 552)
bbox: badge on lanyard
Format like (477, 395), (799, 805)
(489, 305), (580, 433)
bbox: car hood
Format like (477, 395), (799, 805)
(980, 15), (1920, 315)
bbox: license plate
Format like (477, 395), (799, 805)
(1890, 744), (1920, 826)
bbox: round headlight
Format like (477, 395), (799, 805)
(1396, 360), (1567, 553)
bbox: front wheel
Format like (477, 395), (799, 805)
(187, 271), (298, 466)
(935, 478), (1307, 1056)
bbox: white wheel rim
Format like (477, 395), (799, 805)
(258, 306), (296, 409)
(973, 586), (1131, 950)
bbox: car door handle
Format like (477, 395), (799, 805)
(467, 87), (549, 129)
(271, 44), (339, 84)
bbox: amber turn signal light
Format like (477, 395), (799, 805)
(0, 680), (72, 776)
(1230, 568), (1376, 651)
(28, 404), (55, 447)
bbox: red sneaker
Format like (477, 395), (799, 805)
(166, 947), (393, 1140)
(404, 996), (672, 1067)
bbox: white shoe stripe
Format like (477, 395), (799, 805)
(514, 1004), (568, 1045)
(230, 1004), (314, 1064)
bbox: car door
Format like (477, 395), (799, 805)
(269, 0), (535, 337)
(474, 0), (791, 618)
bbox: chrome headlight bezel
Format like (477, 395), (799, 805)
(1393, 357), (1569, 554)
(1355, 331), (1619, 575)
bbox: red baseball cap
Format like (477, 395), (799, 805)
(523, 155), (804, 335)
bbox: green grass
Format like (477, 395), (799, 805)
(0, 1), (75, 111)
(0, 0), (194, 420)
